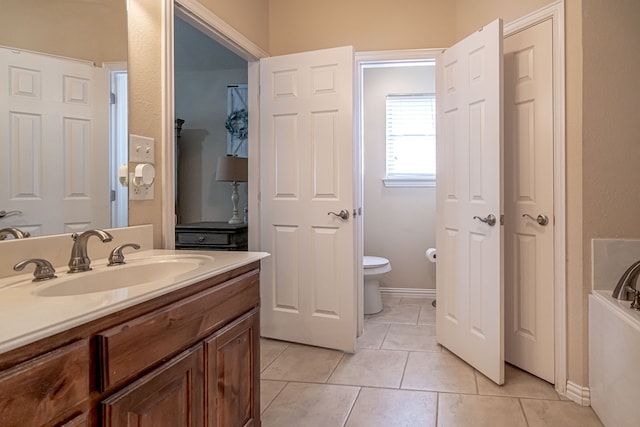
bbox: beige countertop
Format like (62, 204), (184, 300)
(0, 249), (269, 354)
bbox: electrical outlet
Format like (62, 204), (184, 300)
(128, 172), (154, 200)
(129, 134), (155, 164)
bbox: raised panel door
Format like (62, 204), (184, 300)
(205, 309), (260, 427)
(101, 345), (205, 427)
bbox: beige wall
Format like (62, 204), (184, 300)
(565, 0), (586, 386)
(0, 0), (127, 65)
(454, 0), (554, 37)
(581, 0), (640, 380)
(197, 0), (269, 53)
(128, 0), (166, 247)
(269, 0), (457, 55)
(363, 65), (437, 291)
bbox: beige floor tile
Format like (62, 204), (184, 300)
(381, 294), (403, 305)
(418, 302), (436, 325)
(357, 322), (389, 349)
(260, 338), (289, 372)
(260, 380), (286, 414)
(402, 351), (477, 393)
(345, 388), (437, 427)
(437, 394), (528, 427)
(328, 349), (408, 388)
(521, 399), (604, 427)
(382, 324), (440, 352)
(261, 382), (359, 427)
(476, 364), (559, 400)
(261, 343), (344, 383)
(365, 302), (421, 325)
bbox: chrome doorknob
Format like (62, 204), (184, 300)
(522, 213), (549, 226)
(328, 210), (350, 220)
(473, 214), (496, 226)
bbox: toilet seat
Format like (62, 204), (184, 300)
(363, 256), (391, 275)
(364, 256), (389, 268)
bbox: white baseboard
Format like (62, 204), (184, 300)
(379, 287), (436, 299)
(565, 381), (591, 406)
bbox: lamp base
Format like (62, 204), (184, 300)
(228, 181), (244, 225)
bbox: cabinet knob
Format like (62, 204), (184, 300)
(198, 236), (205, 242)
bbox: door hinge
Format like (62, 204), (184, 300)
(110, 92), (117, 105)
(110, 190), (116, 202)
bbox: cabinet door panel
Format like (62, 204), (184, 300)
(206, 309), (260, 427)
(102, 345), (204, 427)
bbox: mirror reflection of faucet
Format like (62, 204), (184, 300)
(0, 227), (30, 240)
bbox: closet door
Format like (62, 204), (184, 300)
(436, 19), (505, 385)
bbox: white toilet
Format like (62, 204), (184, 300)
(363, 256), (391, 315)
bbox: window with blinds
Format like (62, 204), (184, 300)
(385, 93), (436, 187)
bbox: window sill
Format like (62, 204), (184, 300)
(383, 178), (435, 188)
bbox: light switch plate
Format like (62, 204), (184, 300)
(129, 172), (154, 200)
(129, 134), (155, 164)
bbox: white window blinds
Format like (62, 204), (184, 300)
(385, 93), (436, 185)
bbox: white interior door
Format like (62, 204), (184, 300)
(504, 19), (555, 383)
(436, 19), (505, 384)
(259, 46), (356, 352)
(0, 47), (110, 236)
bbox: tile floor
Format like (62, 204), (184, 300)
(260, 295), (604, 427)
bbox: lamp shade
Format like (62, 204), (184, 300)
(215, 155), (248, 182)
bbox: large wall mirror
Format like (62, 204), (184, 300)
(0, 0), (128, 239)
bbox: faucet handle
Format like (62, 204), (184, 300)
(628, 287), (640, 311)
(108, 243), (141, 266)
(14, 258), (57, 282)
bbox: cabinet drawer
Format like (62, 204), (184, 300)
(176, 232), (229, 245)
(96, 269), (260, 391)
(0, 339), (89, 427)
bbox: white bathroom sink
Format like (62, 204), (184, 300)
(34, 255), (213, 297)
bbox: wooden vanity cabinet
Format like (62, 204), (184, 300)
(101, 308), (260, 427)
(0, 261), (261, 427)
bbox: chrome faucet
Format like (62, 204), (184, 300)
(108, 243), (140, 266)
(68, 229), (113, 273)
(612, 260), (640, 301)
(14, 258), (57, 281)
(0, 227), (31, 240)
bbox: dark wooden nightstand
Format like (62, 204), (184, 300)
(175, 221), (248, 251)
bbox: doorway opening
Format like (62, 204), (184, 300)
(173, 14), (249, 247)
(355, 51), (440, 335)
(108, 65), (128, 228)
